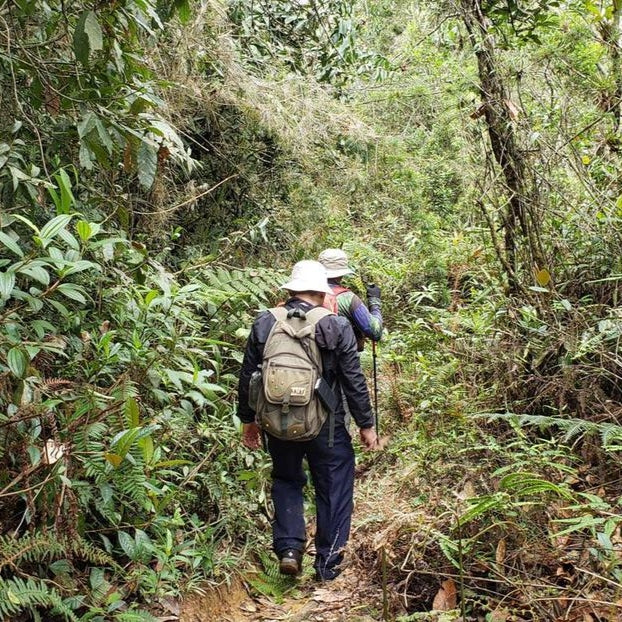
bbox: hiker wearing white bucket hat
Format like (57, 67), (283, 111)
(280, 260), (333, 294)
(237, 259), (379, 582)
(318, 249), (382, 351)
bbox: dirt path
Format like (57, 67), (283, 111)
(179, 570), (385, 622)
(177, 458), (399, 622)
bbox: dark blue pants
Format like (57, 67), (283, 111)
(266, 420), (355, 578)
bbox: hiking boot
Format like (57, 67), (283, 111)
(279, 549), (302, 576)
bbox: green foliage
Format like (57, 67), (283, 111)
(481, 0), (561, 43)
(245, 552), (299, 603)
(0, 208), (279, 614)
(228, 0), (390, 87)
(0, 576), (78, 621)
(0, 0), (195, 216)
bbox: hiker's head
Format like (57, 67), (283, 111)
(318, 249), (355, 281)
(281, 260), (331, 304)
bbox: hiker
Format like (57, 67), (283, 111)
(237, 260), (378, 581)
(318, 248), (382, 351)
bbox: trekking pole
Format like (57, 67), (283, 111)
(372, 339), (379, 437)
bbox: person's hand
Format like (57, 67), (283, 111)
(242, 422), (262, 450)
(359, 427), (378, 451)
(366, 283), (381, 300)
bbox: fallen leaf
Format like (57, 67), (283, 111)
(535, 268), (551, 287)
(239, 601), (258, 613)
(432, 578), (457, 611)
(460, 480), (476, 499)
(44, 439), (67, 465)
(495, 538), (506, 567)
(505, 98), (520, 120)
(490, 609), (508, 622)
(312, 589), (348, 604)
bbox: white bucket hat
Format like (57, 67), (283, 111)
(318, 248), (355, 278)
(281, 260), (332, 294)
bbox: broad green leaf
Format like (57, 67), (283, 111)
(8, 165), (29, 190)
(17, 264), (50, 286)
(46, 297), (70, 317)
(79, 143), (94, 170)
(73, 10), (104, 66)
(77, 112), (97, 138)
(76, 220), (92, 242)
(48, 186), (62, 213)
(57, 228), (80, 250)
(7, 347), (29, 378)
(31, 319), (56, 339)
(12, 213), (39, 234)
(0, 231), (22, 258)
(57, 283), (87, 304)
(55, 169), (75, 214)
(154, 459), (192, 468)
(95, 118), (114, 154)
(0, 271), (16, 298)
(40, 214), (73, 244)
(125, 397), (140, 427)
(118, 531), (137, 559)
(137, 141), (158, 189)
(61, 259), (98, 276)
(48, 246), (64, 262)
(134, 529), (152, 552)
(144, 289), (159, 306)
(139, 436), (154, 464)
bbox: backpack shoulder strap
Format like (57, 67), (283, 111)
(306, 306), (333, 325)
(269, 306), (332, 326)
(332, 285), (349, 296)
(269, 307), (289, 322)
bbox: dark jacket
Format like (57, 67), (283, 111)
(237, 297), (374, 429)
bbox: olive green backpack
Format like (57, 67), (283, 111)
(255, 306), (332, 441)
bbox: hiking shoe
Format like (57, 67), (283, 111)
(279, 549), (302, 576)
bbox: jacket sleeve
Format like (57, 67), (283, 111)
(347, 293), (383, 342)
(334, 318), (375, 429)
(236, 316), (266, 424)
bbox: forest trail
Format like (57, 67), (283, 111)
(176, 448), (459, 622)
(179, 571), (384, 622)
(177, 459), (420, 622)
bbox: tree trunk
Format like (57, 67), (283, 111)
(460, 0), (545, 292)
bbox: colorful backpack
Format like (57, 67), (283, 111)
(323, 285), (366, 351)
(322, 285), (348, 314)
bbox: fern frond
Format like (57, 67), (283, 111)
(0, 576), (78, 621)
(0, 534), (118, 573)
(601, 423), (622, 448)
(475, 412), (602, 441)
(0, 533), (65, 571)
(245, 552), (297, 604)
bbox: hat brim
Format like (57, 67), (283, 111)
(281, 279), (333, 294)
(325, 268), (355, 278)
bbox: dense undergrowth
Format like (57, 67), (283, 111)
(4, 0), (622, 620)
